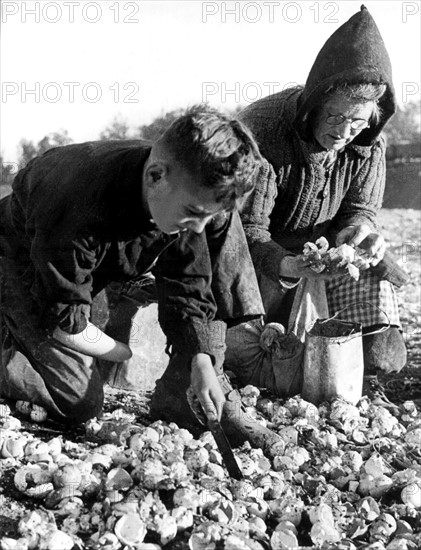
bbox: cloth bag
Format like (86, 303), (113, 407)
(225, 319), (304, 397)
(288, 278), (329, 342)
(224, 278), (327, 397)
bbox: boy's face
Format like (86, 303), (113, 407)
(145, 160), (225, 235)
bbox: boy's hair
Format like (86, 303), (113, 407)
(159, 105), (263, 209)
(325, 82), (386, 125)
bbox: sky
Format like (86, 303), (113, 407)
(1, 0), (420, 164)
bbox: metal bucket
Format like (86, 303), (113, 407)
(302, 318), (364, 405)
(302, 303), (390, 405)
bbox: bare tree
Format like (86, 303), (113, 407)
(19, 130), (73, 167)
(100, 117), (130, 141)
(137, 110), (184, 142)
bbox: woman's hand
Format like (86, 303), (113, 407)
(190, 353), (225, 421)
(279, 255), (347, 280)
(336, 224), (386, 267)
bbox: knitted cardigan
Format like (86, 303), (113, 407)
(239, 5), (398, 287)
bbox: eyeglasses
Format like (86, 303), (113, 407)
(325, 114), (370, 130)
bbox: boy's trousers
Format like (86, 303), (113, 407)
(0, 257), (104, 422)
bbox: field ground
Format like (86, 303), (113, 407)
(376, 209), (421, 407)
(0, 208), (420, 549)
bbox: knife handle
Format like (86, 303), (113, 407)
(186, 386), (207, 426)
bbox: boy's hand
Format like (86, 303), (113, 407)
(190, 353), (225, 421)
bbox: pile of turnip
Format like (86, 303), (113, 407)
(1, 387), (420, 549)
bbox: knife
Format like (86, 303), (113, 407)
(207, 417), (244, 480)
(186, 386), (243, 480)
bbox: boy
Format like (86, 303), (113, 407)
(0, 106), (281, 451)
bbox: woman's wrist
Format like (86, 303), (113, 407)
(279, 256), (301, 288)
(279, 255), (300, 279)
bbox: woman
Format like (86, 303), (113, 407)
(238, 6), (407, 404)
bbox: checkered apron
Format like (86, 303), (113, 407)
(325, 269), (401, 328)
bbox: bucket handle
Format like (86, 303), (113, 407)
(320, 301), (391, 337)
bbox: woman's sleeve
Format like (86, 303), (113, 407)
(334, 137), (386, 232)
(240, 159), (294, 284)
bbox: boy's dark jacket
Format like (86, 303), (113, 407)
(0, 140), (264, 358)
(239, 6), (408, 288)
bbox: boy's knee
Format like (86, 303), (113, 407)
(50, 383), (104, 424)
(41, 354), (105, 423)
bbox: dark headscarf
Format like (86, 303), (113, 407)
(295, 5), (397, 146)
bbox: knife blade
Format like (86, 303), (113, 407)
(207, 418), (243, 480)
(186, 386), (243, 480)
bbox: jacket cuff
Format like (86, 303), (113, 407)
(279, 275), (301, 289)
(166, 319), (227, 360)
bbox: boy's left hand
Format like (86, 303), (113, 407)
(190, 354), (225, 422)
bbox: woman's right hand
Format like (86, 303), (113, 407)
(279, 255), (348, 280)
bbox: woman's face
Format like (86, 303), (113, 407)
(312, 96), (374, 151)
